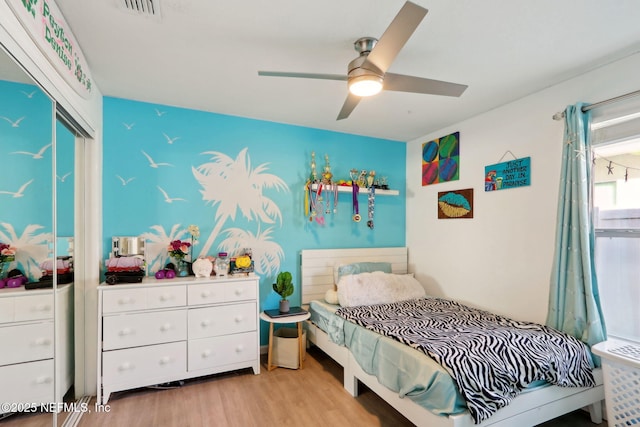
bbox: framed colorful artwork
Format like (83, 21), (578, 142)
(437, 188), (473, 219)
(422, 131), (459, 186)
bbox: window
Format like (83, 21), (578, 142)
(592, 110), (640, 342)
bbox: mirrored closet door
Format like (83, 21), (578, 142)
(0, 46), (55, 427)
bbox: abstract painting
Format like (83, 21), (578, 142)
(422, 131), (460, 186)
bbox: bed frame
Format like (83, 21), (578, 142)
(301, 247), (605, 427)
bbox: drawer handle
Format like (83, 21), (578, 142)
(118, 297), (134, 305)
(159, 356), (172, 365)
(235, 345), (244, 353)
(234, 315), (244, 323)
(159, 294), (173, 302)
(36, 376), (53, 384)
(35, 304), (52, 312)
(34, 337), (52, 346)
(160, 323), (172, 332)
(202, 350), (212, 358)
(234, 289), (243, 295)
(201, 291), (211, 298)
(119, 328), (133, 336)
(118, 362), (134, 371)
(201, 319), (211, 327)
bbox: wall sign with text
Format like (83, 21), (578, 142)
(484, 157), (531, 191)
(7, 0), (93, 98)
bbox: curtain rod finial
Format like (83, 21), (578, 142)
(553, 111), (565, 121)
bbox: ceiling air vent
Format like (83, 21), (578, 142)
(117, 0), (160, 18)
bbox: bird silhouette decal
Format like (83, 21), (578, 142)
(11, 143), (52, 159)
(141, 150), (173, 168)
(154, 108), (166, 117)
(21, 90), (37, 98)
(0, 179), (34, 197)
(123, 122), (135, 130)
(57, 172), (72, 182)
(163, 133), (181, 144)
(0, 116), (26, 127)
(157, 186), (186, 203)
(116, 175), (135, 185)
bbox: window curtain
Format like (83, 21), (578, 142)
(547, 103), (606, 365)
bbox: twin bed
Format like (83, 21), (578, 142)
(300, 247), (605, 427)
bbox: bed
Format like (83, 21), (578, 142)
(301, 247), (604, 427)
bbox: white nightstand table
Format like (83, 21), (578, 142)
(260, 310), (310, 371)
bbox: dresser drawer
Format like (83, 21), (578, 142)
(188, 280), (256, 305)
(14, 294), (54, 321)
(188, 331), (257, 372)
(0, 322), (54, 366)
(188, 302), (256, 339)
(103, 310), (187, 351)
(0, 359), (54, 408)
(102, 286), (186, 314)
(102, 341), (186, 387)
(0, 297), (14, 324)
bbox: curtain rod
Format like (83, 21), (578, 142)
(552, 89), (640, 120)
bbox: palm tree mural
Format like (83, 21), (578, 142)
(219, 226), (284, 277)
(140, 224), (188, 273)
(0, 222), (52, 279)
(192, 148), (289, 258)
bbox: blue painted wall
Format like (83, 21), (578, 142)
(103, 96), (407, 343)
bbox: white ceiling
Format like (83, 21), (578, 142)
(53, 0), (640, 142)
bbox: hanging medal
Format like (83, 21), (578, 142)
(367, 185), (375, 229)
(352, 182), (361, 222)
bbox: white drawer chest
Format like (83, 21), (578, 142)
(0, 283), (73, 412)
(97, 275), (260, 404)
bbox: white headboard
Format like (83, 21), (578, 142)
(300, 247), (408, 305)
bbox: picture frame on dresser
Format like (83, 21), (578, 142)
(97, 275), (261, 405)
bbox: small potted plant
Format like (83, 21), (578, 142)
(272, 271), (294, 313)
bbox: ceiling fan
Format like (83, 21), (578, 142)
(258, 1), (468, 120)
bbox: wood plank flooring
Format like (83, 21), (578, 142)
(63, 347), (606, 427)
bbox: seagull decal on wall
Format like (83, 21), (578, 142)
(21, 90), (37, 98)
(141, 150), (173, 168)
(11, 143), (52, 159)
(0, 179), (34, 197)
(163, 133), (181, 144)
(57, 172), (72, 182)
(0, 116), (26, 127)
(157, 186), (186, 203)
(154, 108), (166, 117)
(116, 175), (135, 185)
(123, 122), (135, 130)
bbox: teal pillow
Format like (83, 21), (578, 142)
(335, 262), (392, 282)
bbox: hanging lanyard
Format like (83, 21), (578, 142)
(367, 186), (375, 229)
(352, 183), (361, 222)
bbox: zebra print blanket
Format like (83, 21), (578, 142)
(335, 298), (595, 424)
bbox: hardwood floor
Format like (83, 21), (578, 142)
(74, 347), (606, 427)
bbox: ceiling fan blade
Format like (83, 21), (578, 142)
(364, 1), (428, 74)
(337, 93), (361, 120)
(384, 73), (468, 97)
(258, 71), (347, 81)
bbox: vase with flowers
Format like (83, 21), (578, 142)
(168, 239), (191, 277)
(0, 242), (17, 279)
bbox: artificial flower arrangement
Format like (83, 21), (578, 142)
(167, 239), (191, 260)
(0, 242), (16, 264)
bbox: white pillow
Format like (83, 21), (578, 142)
(337, 271), (426, 307)
(324, 288), (339, 305)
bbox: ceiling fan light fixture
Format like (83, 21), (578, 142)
(348, 75), (383, 97)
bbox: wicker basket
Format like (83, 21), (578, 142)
(592, 338), (640, 427)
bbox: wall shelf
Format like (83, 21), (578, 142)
(309, 184), (399, 196)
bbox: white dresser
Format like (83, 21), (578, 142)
(97, 275), (260, 404)
(0, 283), (73, 412)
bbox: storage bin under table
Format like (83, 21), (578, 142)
(260, 310), (310, 371)
(592, 338), (640, 427)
